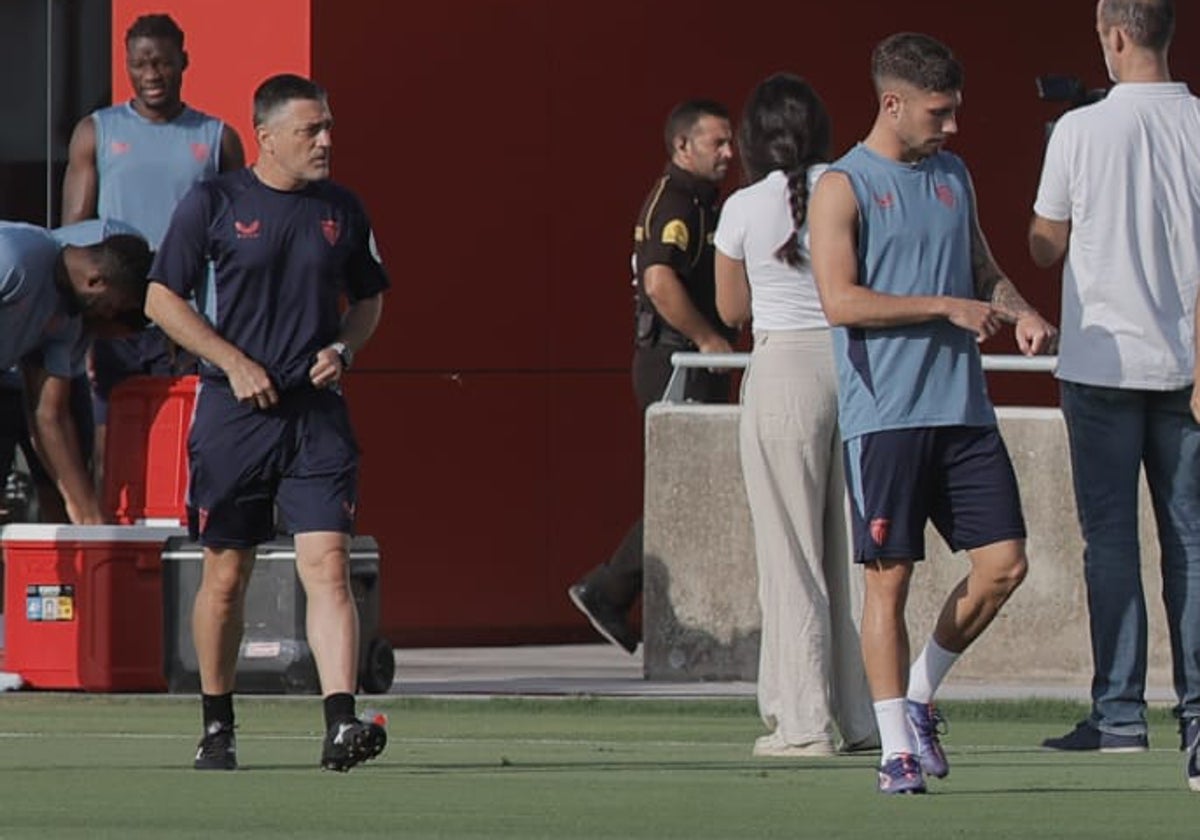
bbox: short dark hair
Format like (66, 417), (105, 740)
(872, 32), (963, 94)
(663, 99), (729, 157)
(737, 74), (831, 268)
(125, 14), (184, 51)
(1100, 0), (1174, 51)
(253, 73), (328, 127)
(92, 234), (153, 315)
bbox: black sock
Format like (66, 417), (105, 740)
(202, 693), (235, 731)
(324, 692), (356, 729)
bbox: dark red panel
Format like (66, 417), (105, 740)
(545, 3), (651, 369)
(312, 0), (552, 372)
(544, 371), (642, 624)
(346, 370), (643, 644)
(347, 371), (550, 643)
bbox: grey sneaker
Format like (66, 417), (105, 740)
(1041, 720), (1148, 753)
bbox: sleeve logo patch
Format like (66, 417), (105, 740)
(368, 229), (382, 264)
(661, 219), (690, 251)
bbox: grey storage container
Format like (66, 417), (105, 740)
(162, 536), (395, 694)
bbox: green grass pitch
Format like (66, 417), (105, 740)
(0, 695), (1194, 839)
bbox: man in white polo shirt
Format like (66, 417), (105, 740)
(1029, 0), (1200, 791)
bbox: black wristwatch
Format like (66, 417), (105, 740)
(329, 341), (354, 370)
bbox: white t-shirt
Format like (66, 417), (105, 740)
(714, 166), (828, 331)
(1034, 82), (1200, 390)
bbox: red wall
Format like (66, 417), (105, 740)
(123, 1), (1200, 644)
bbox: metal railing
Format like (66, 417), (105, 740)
(663, 352), (1056, 403)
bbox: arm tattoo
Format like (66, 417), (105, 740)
(989, 279), (1037, 324)
(971, 217), (1035, 323)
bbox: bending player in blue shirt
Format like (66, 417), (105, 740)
(145, 74), (389, 773)
(0, 220), (151, 524)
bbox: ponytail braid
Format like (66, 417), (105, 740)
(773, 160), (817, 268)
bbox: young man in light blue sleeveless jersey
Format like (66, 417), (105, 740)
(61, 13), (245, 477)
(809, 32), (1057, 794)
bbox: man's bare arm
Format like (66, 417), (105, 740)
(715, 251), (751, 329)
(1029, 215), (1070, 268)
(644, 265), (731, 353)
(23, 365), (103, 523)
(309, 294), (384, 388)
(218, 125), (246, 172)
(145, 283), (278, 408)
(966, 183), (1057, 355)
(969, 212), (1038, 323)
(60, 117), (98, 224)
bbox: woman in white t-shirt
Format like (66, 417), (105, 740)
(715, 74), (876, 757)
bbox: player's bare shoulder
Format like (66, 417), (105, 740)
(810, 169), (860, 229)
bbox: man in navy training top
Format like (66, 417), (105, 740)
(808, 32), (1056, 794)
(0, 220), (152, 524)
(61, 12), (245, 477)
(145, 74), (389, 773)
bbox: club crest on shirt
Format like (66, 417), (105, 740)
(110, 141), (131, 155)
(870, 517), (890, 546)
(190, 142), (210, 162)
(321, 219), (340, 245)
(935, 184), (957, 209)
(234, 219), (261, 239)
(660, 219), (689, 251)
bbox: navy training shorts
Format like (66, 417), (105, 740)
(185, 382), (359, 548)
(843, 425), (1026, 563)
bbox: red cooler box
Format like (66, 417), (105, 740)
(1, 524), (185, 690)
(103, 375), (197, 524)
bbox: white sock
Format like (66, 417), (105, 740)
(874, 697), (916, 762)
(908, 638), (960, 704)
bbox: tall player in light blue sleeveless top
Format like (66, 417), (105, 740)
(60, 13), (244, 477)
(809, 33), (1056, 795)
(62, 13), (244, 247)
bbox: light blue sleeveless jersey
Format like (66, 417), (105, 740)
(829, 143), (995, 441)
(93, 102), (223, 248)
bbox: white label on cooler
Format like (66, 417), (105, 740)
(243, 641), (282, 659)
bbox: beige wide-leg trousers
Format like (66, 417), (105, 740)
(739, 329), (877, 748)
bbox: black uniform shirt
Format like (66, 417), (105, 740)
(632, 163), (735, 347)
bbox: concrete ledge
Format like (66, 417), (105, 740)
(643, 406), (759, 680)
(642, 404), (1174, 690)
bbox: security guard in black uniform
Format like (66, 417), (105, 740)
(569, 99), (737, 653)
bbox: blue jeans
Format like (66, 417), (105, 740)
(1061, 381), (1200, 733)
